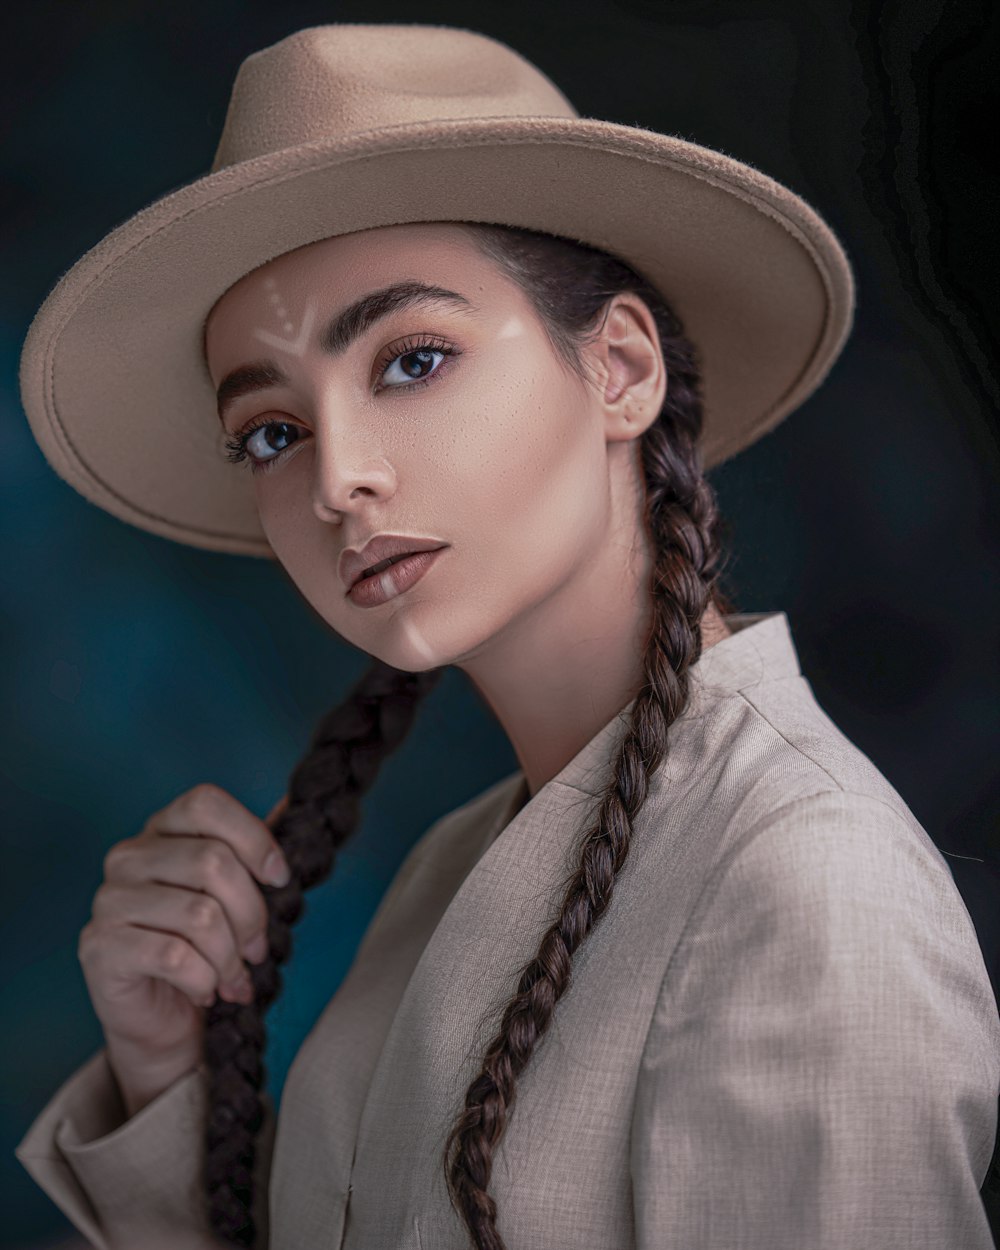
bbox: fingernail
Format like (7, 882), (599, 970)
(263, 850), (291, 887)
(244, 933), (269, 964)
(222, 976), (253, 1003)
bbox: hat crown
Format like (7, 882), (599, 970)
(211, 23), (580, 172)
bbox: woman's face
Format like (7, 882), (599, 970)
(203, 222), (661, 674)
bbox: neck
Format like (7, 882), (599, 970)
(459, 572), (732, 802)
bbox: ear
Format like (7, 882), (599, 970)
(582, 292), (667, 445)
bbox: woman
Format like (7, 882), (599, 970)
(14, 22), (999, 1250)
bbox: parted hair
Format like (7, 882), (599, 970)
(200, 220), (737, 1248)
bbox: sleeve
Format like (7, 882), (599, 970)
(14, 1045), (277, 1250)
(630, 789), (1000, 1250)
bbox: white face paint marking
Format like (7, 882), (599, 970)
(400, 615), (438, 664)
(253, 291), (319, 358)
(495, 313), (526, 339)
(357, 575), (438, 664)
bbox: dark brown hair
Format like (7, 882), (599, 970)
(201, 221), (737, 1247)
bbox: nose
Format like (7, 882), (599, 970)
(310, 422), (397, 522)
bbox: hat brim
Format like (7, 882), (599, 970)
(19, 115), (854, 558)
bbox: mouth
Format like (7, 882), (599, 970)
(341, 536), (449, 594)
(348, 545), (448, 608)
(358, 552), (418, 583)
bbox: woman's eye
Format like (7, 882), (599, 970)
(246, 421), (298, 463)
(222, 419), (300, 475)
(378, 342), (453, 389)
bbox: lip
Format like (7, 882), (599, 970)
(347, 546), (447, 608)
(339, 534), (449, 593)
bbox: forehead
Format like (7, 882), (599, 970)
(205, 222), (494, 333)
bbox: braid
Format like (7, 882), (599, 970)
(441, 226), (732, 1249)
(203, 659), (444, 1244)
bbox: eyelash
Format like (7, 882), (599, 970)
(222, 335), (461, 475)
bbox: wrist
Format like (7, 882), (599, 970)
(104, 1035), (202, 1119)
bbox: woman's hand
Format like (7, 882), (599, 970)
(78, 783), (290, 1115)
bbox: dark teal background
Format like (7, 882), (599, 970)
(3, 1), (997, 1245)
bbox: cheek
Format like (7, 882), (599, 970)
(459, 386), (608, 592)
(254, 475), (312, 551)
(449, 353), (592, 505)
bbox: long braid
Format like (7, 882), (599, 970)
(203, 659), (444, 1243)
(441, 227), (732, 1248)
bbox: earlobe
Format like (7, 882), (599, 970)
(598, 296), (668, 428)
(605, 393), (663, 446)
(633, 386), (666, 435)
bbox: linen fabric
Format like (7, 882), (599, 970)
(15, 612), (1000, 1249)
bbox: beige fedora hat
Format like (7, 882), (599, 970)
(18, 22), (855, 559)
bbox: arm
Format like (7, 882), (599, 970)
(16, 788), (289, 1247)
(16, 1047), (276, 1250)
(630, 789), (1000, 1249)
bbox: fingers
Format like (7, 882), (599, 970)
(92, 881), (257, 1001)
(102, 835), (270, 970)
(104, 782), (291, 962)
(147, 782), (291, 889)
(79, 918), (229, 1010)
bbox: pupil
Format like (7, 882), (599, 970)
(404, 350), (434, 378)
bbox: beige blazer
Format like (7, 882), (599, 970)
(15, 612), (1000, 1250)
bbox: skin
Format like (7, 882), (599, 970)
(204, 222), (732, 800)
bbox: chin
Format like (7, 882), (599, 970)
(372, 604), (511, 674)
(350, 615), (454, 674)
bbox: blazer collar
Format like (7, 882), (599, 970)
(497, 609), (802, 816)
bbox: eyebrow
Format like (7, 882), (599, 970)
(214, 281), (475, 425)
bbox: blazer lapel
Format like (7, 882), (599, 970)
(342, 707), (632, 1243)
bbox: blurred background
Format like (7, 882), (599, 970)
(2, 0), (997, 1245)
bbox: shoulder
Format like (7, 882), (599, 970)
(687, 789), (976, 958)
(633, 790), (1000, 1237)
(661, 661), (948, 892)
(662, 789), (999, 1066)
